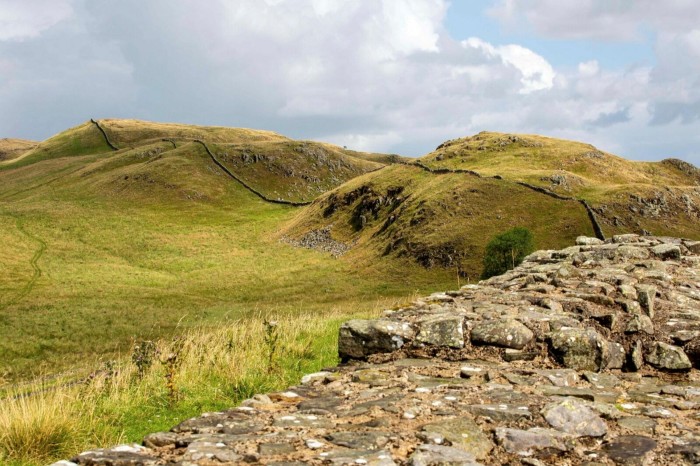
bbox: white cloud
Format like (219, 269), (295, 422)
(0, 0), (74, 41)
(463, 38), (555, 93)
(488, 0), (700, 41)
(578, 60), (599, 77)
(0, 0), (699, 165)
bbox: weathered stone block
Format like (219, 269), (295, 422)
(635, 284), (656, 318)
(652, 243), (681, 260)
(549, 328), (609, 371)
(339, 319), (414, 359)
(470, 319), (534, 350)
(541, 398), (607, 437)
(645, 342), (692, 371)
(415, 314), (465, 348)
(421, 418), (493, 460)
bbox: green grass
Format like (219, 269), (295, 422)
(0, 134), (447, 383)
(1, 308), (392, 465)
(417, 132), (700, 240)
(283, 164), (596, 279)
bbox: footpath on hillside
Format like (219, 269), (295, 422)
(58, 234), (700, 465)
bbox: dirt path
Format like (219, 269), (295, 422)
(0, 212), (46, 309)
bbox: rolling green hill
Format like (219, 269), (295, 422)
(2, 122), (699, 383)
(0, 119), (426, 382)
(419, 131), (700, 237)
(2, 121), (700, 466)
(281, 163), (597, 279)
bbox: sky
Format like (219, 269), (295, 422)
(1, 0), (700, 165)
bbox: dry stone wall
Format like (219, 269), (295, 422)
(56, 234), (700, 465)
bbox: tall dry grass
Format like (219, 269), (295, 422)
(0, 307), (383, 465)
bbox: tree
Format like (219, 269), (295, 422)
(481, 227), (535, 279)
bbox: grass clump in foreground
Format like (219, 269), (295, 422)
(0, 307), (382, 466)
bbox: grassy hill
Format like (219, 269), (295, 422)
(2, 122), (700, 465)
(0, 119), (435, 383)
(0, 139), (38, 162)
(281, 163), (596, 280)
(419, 131), (700, 238)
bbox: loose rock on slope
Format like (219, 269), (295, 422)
(59, 234), (700, 465)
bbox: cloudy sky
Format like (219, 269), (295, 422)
(1, 0), (699, 164)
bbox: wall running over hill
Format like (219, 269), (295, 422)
(409, 161), (606, 240)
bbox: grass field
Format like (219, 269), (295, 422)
(2, 122), (698, 465)
(0, 120), (456, 385)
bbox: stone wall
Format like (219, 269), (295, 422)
(56, 234), (700, 465)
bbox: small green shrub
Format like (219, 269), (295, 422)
(481, 227), (535, 279)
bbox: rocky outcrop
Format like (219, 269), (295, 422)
(281, 226), (352, 257)
(58, 234), (700, 465)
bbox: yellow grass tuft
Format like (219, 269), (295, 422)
(0, 307), (386, 465)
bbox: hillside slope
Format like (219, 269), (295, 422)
(0, 119), (388, 203)
(281, 163), (597, 280)
(420, 131), (700, 237)
(0, 138), (37, 162)
(283, 133), (700, 277)
(0, 119), (417, 380)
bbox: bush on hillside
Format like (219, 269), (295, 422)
(481, 227), (535, 279)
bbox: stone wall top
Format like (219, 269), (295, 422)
(57, 234), (700, 465)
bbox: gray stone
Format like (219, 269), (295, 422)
(539, 386), (618, 403)
(618, 284), (638, 300)
(339, 319), (415, 359)
(495, 427), (573, 456)
(297, 396), (342, 413)
(625, 314), (654, 335)
(259, 443), (296, 456)
(577, 236), (604, 245)
(408, 444), (482, 466)
(684, 240), (700, 254)
(301, 371), (333, 384)
(72, 445), (162, 465)
(537, 369), (578, 387)
(325, 449), (396, 466)
(603, 435), (657, 464)
(503, 348), (538, 361)
(182, 442), (243, 463)
(617, 245), (650, 260)
(617, 416), (656, 435)
(631, 340), (644, 371)
(352, 369), (393, 386)
(645, 342), (692, 371)
(143, 432), (178, 448)
(470, 319), (534, 350)
(326, 431), (391, 450)
(541, 398), (607, 437)
(613, 234), (640, 243)
(582, 372), (620, 389)
(272, 414), (333, 428)
(421, 418), (493, 460)
(466, 404), (532, 422)
(415, 314), (465, 348)
(670, 441), (700, 463)
(635, 285), (656, 318)
(652, 243), (681, 260)
(606, 342), (626, 369)
(549, 327), (609, 371)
